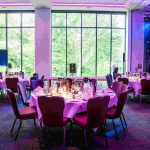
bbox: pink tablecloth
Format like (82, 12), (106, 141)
(129, 80), (141, 94)
(0, 79), (6, 88)
(29, 88), (118, 120)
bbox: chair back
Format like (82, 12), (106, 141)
(114, 73), (121, 80)
(106, 74), (113, 88)
(141, 79), (150, 95)
(118, 77), (129, 85)
(112, 81), (122, 97)
(31, 79), (44, 91)
(6, 78), (18, 93)
(89, 79), (97, 93)
(87, 96), (110, 128)
(38, 96), (65, 127)
(7, 89), (20, 118)
(17, 82), (28, 105)
(115, 90), (128, 118)
(0, 72), (2, 79)
(83, 77), (89, 83)
(120, 84), (128, 94)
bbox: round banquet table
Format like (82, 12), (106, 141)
(129, 80), (141, 95)
(29, 88), (118, 121)
(0, 79), (6, 88)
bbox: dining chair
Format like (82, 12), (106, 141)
(38, 96), (69, 146)
(17, 82), (29, 107)
(74, 96), (110, 147)
(89, 79), (97, 93)
(7, 89), (37, 141)
(112, 81), (122, 97)
(114, 73), (121, 81)
(106, 74), (113, 89)
(139, 79), (150, 103)
(31, 79), (44, 91)
(118, 77), (135, 99)
(105, 90), (128, 140)
(6, 77), (18, 93)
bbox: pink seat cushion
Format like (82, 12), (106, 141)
(106, 106), (117, 119)
(63, 117), (69, 126)
(19, 106), (37, 119)
(74, 113), (87, 127)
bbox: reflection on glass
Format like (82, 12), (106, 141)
(8, 13), (21, 27)
(112, 29), (125, 73)
(52, 13), (66, 27)
(67, 13), (81, 27)
(52, 28), (66, 76)
(112, 14), (125, 28)
(22, 13), (35, 27)
(8, 28), (21, 71)
(0, 14), (6, 27)
(97, 14), (111, 27)
(67, 28), (81, 76)
(0, 28), (6, 49)
(97, 29), (111, 75)
(22, 28), (35, 75)
(82, 13), (96, 27)
(82, 29), (96, 76)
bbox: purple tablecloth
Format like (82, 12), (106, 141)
(129, 80), (141, 94)
(29, 88), (118, 121)
(0, 79), (6, 88)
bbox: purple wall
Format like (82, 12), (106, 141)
(131, 10), (144, 72)
(35, 8), (51, 79)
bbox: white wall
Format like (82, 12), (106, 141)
(35, 8), (51, 79)
(130, 10), (144, 72)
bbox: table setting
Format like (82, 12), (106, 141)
(29, 80), (118, 121)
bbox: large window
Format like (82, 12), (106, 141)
(52, 12), (126, 77)
(0, 12), (35, 75)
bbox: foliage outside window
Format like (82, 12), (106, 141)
(0, 12), (35, 76)
(52, 12), (126, 77)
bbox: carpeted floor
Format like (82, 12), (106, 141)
(0, 94), (150, 150)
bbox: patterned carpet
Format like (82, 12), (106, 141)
(0, 94), (150, 150)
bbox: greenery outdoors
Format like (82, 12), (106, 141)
(52, 12), (126, 77)
(0, 12), (35, 76)
(0, 12), (126, 77)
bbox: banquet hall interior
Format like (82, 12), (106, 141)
(0, 0), (150, 150)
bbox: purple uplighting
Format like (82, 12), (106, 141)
(0, 2), (32, 6)
(0, 0), (132, 8)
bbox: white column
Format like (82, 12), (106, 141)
(131, 10), (144, 72)
(35, 8), (51, 79)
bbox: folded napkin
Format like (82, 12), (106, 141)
(33, 86), (45, 96)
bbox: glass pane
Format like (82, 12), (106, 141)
(82, 29), (96, 76)
(97, 14), (111, 27)
(67, 13), (81, 27)
(0, 13), (6, 27)
(82, 14), (96, 27)
(0, 28), (6, 49)
(112, 29), (125, 73)
(52, 28), (66, 76)
(8, 28), (21, 71)
(8, 13), (21, 27)
(112, 14), (125, 28)
(22, 13), (35, 27)
(0, 66), (6, 73)
(22, 28), (35, 76)
(97, 29), (110, 76)
(67, 28), (81, 77)
(52, 13), (66, 27)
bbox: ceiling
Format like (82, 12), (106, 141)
(0, 0), (149, 11)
